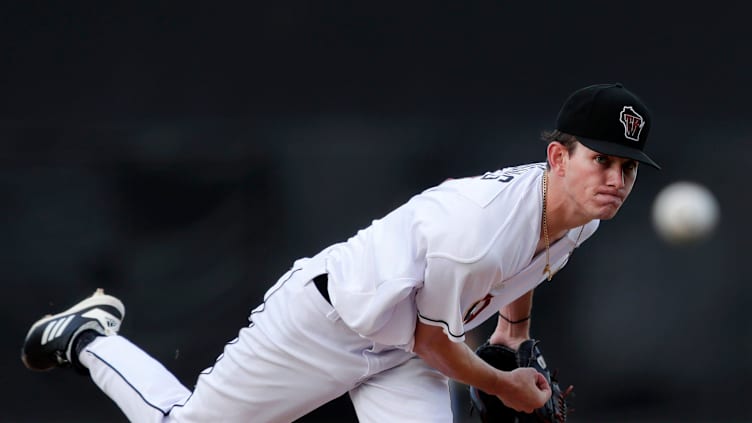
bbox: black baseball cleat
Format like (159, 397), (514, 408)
(22, 288), (125, 371)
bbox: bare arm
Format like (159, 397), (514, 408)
(489, 290), (534, 349)
(413, 320), (550, 413)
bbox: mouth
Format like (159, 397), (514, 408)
(595, 192), (624, 207)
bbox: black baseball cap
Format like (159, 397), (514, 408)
(556, 83), (660, 169)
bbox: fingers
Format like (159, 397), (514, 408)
(526, 370), (552, 413)
(503, 368), (553, 413)
(535, 371), (552, 393)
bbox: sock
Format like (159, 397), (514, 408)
(72, 330), (101, 373)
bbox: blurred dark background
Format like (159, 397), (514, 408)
(2, 2), (750, 422)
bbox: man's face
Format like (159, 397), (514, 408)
(562, 143), (638, 221)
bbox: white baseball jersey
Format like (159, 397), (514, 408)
(325, 162), (599, 350)
(79, 162), (600, 422)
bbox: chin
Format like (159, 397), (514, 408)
(595, 207), (621, 220)
(587, 202), (622, 220)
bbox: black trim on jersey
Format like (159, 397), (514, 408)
(417, 312), (465, 339)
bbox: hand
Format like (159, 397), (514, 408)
(496, 367), (552, 413)
(488, 333), (528, 351)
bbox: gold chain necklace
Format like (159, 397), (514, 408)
(542, 171), (553, 281)
(541, 171), (584, 281)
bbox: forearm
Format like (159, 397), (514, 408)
(413, 319), (551, 413)
(413, 321), (507, 394)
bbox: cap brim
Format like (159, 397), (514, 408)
(577, 137), (661, 170)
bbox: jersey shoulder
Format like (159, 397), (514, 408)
(413, 163), (545, 263)
(429, 162), (546, 209)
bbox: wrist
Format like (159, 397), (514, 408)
(491, 367), (522, 399)
(499, 314), (530, 324)
(488, 333), (528, 350)
(493, 314), (530, 346)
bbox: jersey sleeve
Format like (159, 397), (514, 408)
(410, 176), (524, 344)
(415, 255), (495, 344)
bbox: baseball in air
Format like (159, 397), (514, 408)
(651, 181), (720, 245)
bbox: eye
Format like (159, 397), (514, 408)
(594, 155), (609, 165)
(623, 161), (638, 172)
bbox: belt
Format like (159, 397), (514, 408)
(313, 273), (330, 304)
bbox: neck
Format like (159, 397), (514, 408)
(543, 170), (586, 240)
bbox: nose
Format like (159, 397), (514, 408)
(607, 165), (625, 189)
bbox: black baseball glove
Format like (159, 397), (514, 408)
(469, 339), (574, 423)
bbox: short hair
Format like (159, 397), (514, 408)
(540, 130), (579, 169)
(540, 130), (579, 151)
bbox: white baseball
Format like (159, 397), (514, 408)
(652, 181), (720, 245)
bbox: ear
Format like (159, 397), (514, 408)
(546, 142), (568, 175)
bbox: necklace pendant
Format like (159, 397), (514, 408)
(543, 264), (553, 281)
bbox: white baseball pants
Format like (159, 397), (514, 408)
(79, 258), (454, 422)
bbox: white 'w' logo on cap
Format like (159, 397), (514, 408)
(619, 106), (645, 142)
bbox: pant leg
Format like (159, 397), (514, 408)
(83, 261), (380, 422)
(349, 356), (454, 423)
(170, 264), (378, 422)
(81, 335), (192, 423)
